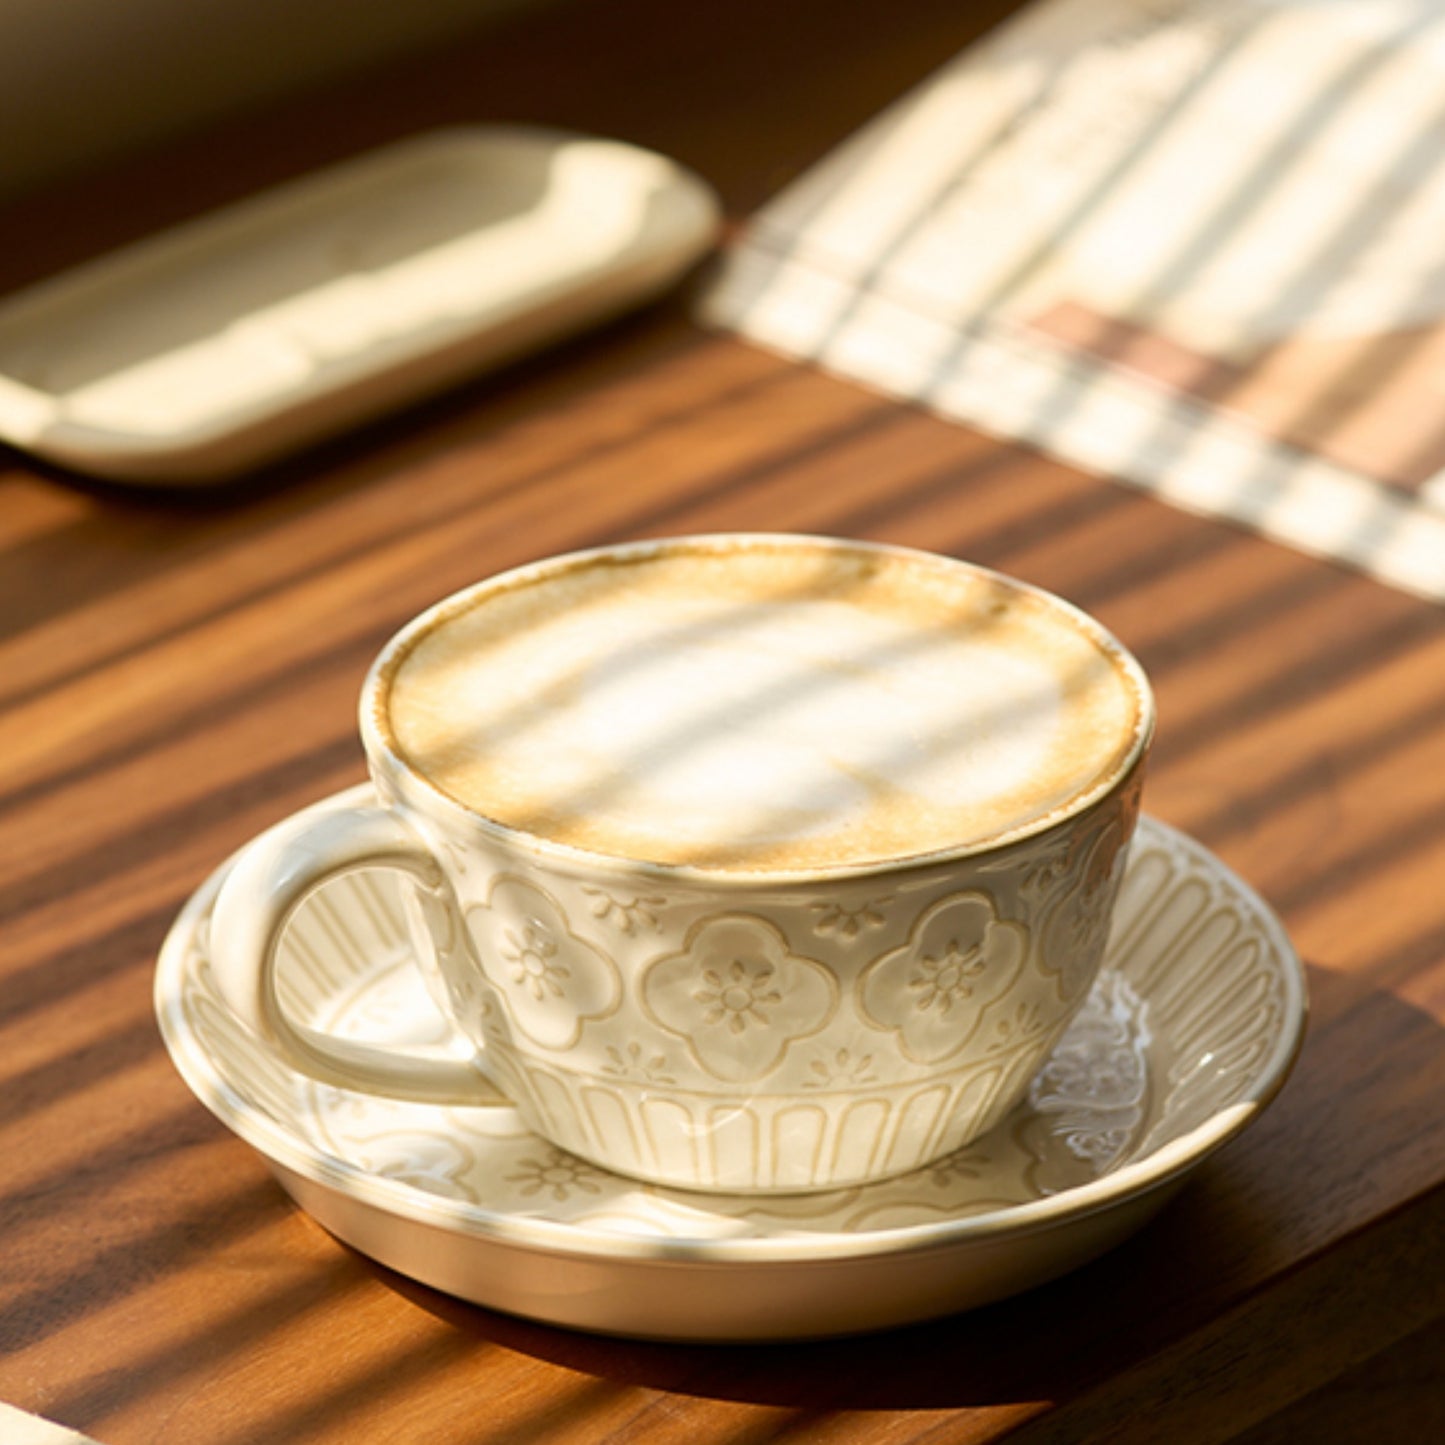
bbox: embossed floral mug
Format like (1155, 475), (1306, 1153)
(211, 534), (1153, 1193)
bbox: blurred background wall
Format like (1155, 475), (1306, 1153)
(0, 0), (542, 200)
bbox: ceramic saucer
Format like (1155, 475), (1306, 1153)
(155, 789), (1306, 1341)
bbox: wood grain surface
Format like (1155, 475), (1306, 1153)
(0, 2), (1441, 1441)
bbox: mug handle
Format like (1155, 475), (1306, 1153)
(208, 798), (508, 1106)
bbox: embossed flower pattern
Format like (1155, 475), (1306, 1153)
(642, 915), (838, 1084)
(909, 939), (990, 1015)
(695, 957), (783, 1034)
(811, 898), (890, 940)
(602, 1042), (676, 1086)
(505, 1150), (605, 1203)
(804, 1048), (877, 1089)
(583, 887), (668, 936)
(859, 892), (1027, 1064)
(467, 877), (621, 1050)
(500, 921), (569, 1001)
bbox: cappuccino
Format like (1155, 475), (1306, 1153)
(214, 535), (1154, 1191)
(379, 537), (1148, 871)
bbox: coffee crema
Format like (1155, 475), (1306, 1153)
(379, 539), (1149, 871)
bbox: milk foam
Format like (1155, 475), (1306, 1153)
(382, 542), (1145, 870)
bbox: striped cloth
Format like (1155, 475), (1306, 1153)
(703, 0), (1445, 603)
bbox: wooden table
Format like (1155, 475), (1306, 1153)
(1, 2), (1441, 1440)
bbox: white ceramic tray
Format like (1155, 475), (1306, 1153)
(155, 790), (1306, 1341)
(0, 127), (719, 482)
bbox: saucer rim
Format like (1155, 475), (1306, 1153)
(155, 786), (1308, 1267)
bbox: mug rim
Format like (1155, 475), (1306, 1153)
(360, 532), (1156, 886)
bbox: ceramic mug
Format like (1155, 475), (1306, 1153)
(211, 534), (1153, 1193)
